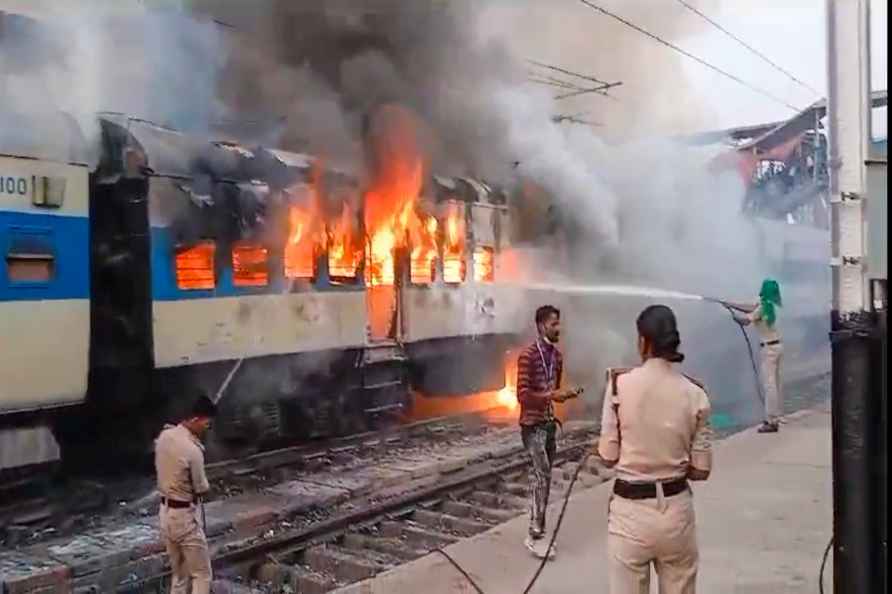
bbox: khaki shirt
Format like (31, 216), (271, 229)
(155, 424), (209, 503)
(598, 358), (713, 482)
(748, 303), (781, 343)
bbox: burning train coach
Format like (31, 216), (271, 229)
(0, 113), (524, 473)
(1, 109), (833, 475)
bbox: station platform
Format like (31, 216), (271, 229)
(336, 402), (833, 593)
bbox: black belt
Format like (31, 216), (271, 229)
(613, 478), (689, 500)
(761, 339), (781, 347)
(161, 497), (193, 509)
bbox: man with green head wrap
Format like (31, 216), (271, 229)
(725, 279), (784, 433)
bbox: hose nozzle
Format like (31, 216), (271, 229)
(702, 296), (729, 306)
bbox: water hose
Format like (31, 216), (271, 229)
(718, 303), (766, 406)
(213, 357), (245, 404)
(433, 450), (593, 594)
(435, 299), (769, 593)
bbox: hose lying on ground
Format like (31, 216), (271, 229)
(436, 301), (773, 593)
(433, 450), (593, 594)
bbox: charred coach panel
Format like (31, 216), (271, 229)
(93, 117), (520, 446)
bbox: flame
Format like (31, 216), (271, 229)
(284, 184), (323, 280)
(443, 202), (466, 283)
(328, 202), (362, 278)
(364, 159), (424, 286)
(409, 214), (438, 284)
(408, 350), (520, 423)
(473, 246), (495, 283)
(232, 241), (269, 287)
(175, 242), (216, 290)
(495, 353), (518, 411)
(364, 104), (440, 287)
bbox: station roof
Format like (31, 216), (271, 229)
(686, 90), (888, 154)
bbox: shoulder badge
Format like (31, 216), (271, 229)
(606, 367), (632, 396)
(683, 373), (706, 391)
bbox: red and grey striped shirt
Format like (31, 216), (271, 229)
(516, 339), (563, 426)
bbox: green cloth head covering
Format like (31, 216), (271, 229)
(759, 278), (782, 327)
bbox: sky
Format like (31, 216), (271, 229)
(683, 0), (887, 137)
(1, 0), (887, 138)
(475, 0), (886, 138)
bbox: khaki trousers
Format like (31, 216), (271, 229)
(760, 343), (783, 423)
(159, 504), (212, 594)
(607, 487), (698, 594)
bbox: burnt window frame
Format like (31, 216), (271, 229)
(231, 240), (271, 288)
(173, 240), (217, 291)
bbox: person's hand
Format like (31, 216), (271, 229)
(549, 390), (568, 403)
(551, 387), (582, 402)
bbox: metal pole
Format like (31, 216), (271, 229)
(826, 1), (882, 592)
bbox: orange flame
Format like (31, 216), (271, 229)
(473, 246), (495, 283)
(443, 202), (466, 283)
(363, 105), (442, 287)
(284, 184), (323, 280)
(408, 350), (520, 422)
(409, 214), (439, 284)
(328, 202), (362, 278)
(232, 241), (269, 287)
(495, 353), (519, 411)
(175, 242), (216, 290)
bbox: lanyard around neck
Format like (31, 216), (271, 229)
(536, 339), (555, 384)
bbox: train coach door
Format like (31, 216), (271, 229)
(364, 233), (401, 343)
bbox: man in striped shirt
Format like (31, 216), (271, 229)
(517, 305), (581, 559)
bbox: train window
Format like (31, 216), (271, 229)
(442, 202), (467, 284)
(5, 227), (55, 283)
(232, 242), (269, 287)
(409, 215), (439, 285)
(6, 254), (54, 282)
(284, 204), (319, 280)
(327, 191), (362, 281)
(175, 242), (215, 290)
(473, 246), (495, 283)
(410, 256), (436, 284)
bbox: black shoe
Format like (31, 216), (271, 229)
(757, 421), (779, 433)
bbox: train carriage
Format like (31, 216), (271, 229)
(1, 113), (526, 472)
(0, 152), (92, 472)
(0, 108), (834, 474)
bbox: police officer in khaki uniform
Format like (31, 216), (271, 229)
(155, 395), (216, 594)
(598, 305), (713, 594)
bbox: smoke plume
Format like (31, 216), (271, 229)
(1, 3), (227, 163)
(1, 0), (828, 428)
(3, 0), (734, 254)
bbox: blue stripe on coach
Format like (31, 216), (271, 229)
(0, 210), (90, 301)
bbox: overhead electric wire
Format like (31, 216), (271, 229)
(672, 0), (821, 96)
(527, 59), (622, 102)
(528, 77), (585, 91)
(555, 82), (622, 101)
(527, 59), (610, 86)
(576, 0), (802, 112)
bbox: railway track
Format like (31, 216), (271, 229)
(0, 408), (517, 548)
(1, 372), (834, 594)
(118, 427), (600, 594)
(205, 408), (514, 486)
